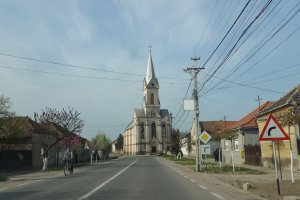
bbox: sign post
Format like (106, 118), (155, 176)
(199, 131), (212, 172)
(259, 114), (289, 195)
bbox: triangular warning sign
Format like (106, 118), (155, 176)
(259, 114), (289, 141)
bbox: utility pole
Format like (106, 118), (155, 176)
(169, 113), (173, 154)
(256, 95), (263, 110)
(184, 56), (204, 172)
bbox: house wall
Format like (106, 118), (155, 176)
(243, 128), (260, 145)
(257, 107), (300, 169)
(32, 133), (58, 169)
(221, 133), (244, 165)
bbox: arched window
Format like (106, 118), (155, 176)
(140, 123), (145, 139)
(151, 123), (156, 138)
(150, 93), (155, 105)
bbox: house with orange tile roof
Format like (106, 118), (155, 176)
(221, 101), (274, 166)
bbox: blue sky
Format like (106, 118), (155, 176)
(0, 0), (299, 140)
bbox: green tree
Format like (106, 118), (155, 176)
(0, 95), (25, 150)
(275, 109), (298, 183)
(0, 95), (15, 118)
(115, 133), (123, 151)
(92, 132), (111, 159)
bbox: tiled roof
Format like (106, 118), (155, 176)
(226, 101), (274, 130)
(199, 121), (237, 132)
(258, 84), (300, 116)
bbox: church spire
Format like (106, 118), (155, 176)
(145, 46), (157, 84)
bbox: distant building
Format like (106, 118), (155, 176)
(123, 50), (171, 155)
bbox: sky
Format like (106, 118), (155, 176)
(0, 0), (300, 140)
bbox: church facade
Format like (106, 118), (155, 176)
(123, 51), (171, 155)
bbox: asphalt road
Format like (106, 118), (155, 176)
(0, 156), (223, 200)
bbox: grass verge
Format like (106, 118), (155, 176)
(0, 172), (8, 182)
(163, 155), (265, 174)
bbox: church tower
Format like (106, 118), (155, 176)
(123, 48), (171, 155)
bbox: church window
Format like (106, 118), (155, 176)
(150, 93), (155, 105)
(150, 111), (155, 117)
(162, 123), (166, 138)
(140, 123), (145, 139)
(151, 123), (156, 138)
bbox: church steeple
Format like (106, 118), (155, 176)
(142, 48), (160, 111)
(145, 47), (159, 86)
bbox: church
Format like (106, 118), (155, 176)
(123, 50), (171, 155)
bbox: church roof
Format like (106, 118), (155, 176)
(145, 51), (158, 86)
(160, 109), (170, 118)
(134, 109), (145, 118)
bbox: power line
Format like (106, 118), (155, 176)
(200, 0), (274, 92)
(0, 51), (188, 81)
(202, 0), (252, 68)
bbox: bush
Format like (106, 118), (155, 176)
(0, 172), (7, 182)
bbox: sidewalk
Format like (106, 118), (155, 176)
(167, 157), (300, 200)
(160, 157), (266, 200)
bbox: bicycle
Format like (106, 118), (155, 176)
(64, 158), (73, 176)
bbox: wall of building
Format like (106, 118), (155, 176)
(257, 107), (300, 169)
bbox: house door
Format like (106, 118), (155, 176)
(151, 146), (156, 153)
(244, 144), (261, 166)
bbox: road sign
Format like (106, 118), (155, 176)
(200, 145), (211, 155)
(199, 131), (212, 144)
(259, 114), (289, 141)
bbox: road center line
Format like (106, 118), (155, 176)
(78, 159), (138, 200)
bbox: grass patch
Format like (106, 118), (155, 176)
(162, 155), (196, 165)
(0, 172), (8, 182)
(200, 162), (265, 174)
(163, 155), (265, 175)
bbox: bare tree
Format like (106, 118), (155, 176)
(275, 108), (297, 183)
(34, 107), (84, 170)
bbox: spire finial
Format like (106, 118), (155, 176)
(148, 44), (152, 53)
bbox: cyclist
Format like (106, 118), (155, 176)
(63, 148), (73, 173)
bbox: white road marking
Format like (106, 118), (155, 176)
(184, 176), (189, 179)
(210, 192), (224, 200)
(78, 159), (138, 200)
(190, 179), (196, 182)
(179, 173), (184, 175)
(0, 188), (8, 191)
(18, 183), (28, 187)
(198, 184), (208, 190)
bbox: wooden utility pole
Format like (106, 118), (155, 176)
(256, 95), (263, 110)
(184, 56), (204, 172)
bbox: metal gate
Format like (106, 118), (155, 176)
(244, 144), (261, 166)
